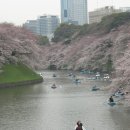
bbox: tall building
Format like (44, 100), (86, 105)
(37, 15), (59, 39)
(23, 15), (60, 40)
(61, 0), (89, 25)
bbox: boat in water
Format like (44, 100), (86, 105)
(92, 85), (100, 91)
(52, 74), (57, 77)
(108, 102), (116, 106)
(51, 84), (57, 89)
(74, 79), (81, 84)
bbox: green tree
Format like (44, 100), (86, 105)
(105, 55), (113, 73)
(52, 23), (80, 42)
(98, 12), (130, 33)
(37, 36), (49, 45)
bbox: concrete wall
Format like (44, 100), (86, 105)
(0, 78), (43, 88)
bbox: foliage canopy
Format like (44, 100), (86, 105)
(52, 23), (80, 42)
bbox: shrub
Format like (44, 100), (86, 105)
(37, 35), (49, 45)
(52, 23), (80, 42)
(98, 12), (130, 33)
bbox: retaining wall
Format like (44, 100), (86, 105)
(0, 78), (43, 88)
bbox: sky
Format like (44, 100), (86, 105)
(0, 0), (130, 25)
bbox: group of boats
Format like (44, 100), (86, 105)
(91, 86), (125, 107)
(68, 73), (82, 84)
(51, 72), (81, 89)
(51, 74), (57, 89)
(107, 88), (129, 107)
(51, 72), (82, 89)
(51, 72), (127, 107)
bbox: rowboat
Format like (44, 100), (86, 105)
(108, 102), (116, 106)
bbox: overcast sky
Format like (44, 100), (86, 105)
(0, 0), (130, 25)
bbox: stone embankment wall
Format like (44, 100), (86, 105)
(0, 78), (43, 88)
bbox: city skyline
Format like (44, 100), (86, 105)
(0, 0), (130, 25)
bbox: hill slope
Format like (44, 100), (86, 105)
(41, 13), (130, 104)
(0, 13), (130, 105)
(0, 23), (43, 69)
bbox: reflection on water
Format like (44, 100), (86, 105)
(0, 70), (130, 130)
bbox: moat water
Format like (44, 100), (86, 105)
(0, 71), (130, 130)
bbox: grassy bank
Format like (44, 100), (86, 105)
(0, 64), (42, 84)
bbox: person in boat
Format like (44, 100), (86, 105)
(93, 85), (97, 89)
(51, 83), (56, 88)
(75, 121), (86, 130)
(53, 74), (56, 77)
(75, 79), (79, 82)
(76, 123), (83, 130)
(109, 96), (114, 103)
(92, 85), (99, 91)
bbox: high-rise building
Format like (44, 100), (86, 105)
(37, 15), (59, 39)
(23, 15), (60, 40)
(61, 0), (89, 25)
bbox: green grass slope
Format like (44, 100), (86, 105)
(0, 64), (42, 84)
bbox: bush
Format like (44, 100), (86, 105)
(37, 35), (49, 45)
(79, 23), (98, 35)
(98, 12), (130, 33)
(52, 23), (80, 42)
(79, 12), (130, 35)
(103, 55), (113, 73)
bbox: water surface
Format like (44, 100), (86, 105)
(0, 71), (130, 130)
